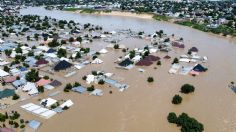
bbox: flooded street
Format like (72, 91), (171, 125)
(15, 7), (236, 132)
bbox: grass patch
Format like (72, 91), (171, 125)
(176, 21), (236, 36)
(63, 8), (79, 12)
(153, 15), (171, 21)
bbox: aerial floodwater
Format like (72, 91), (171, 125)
(18, 7), (236, 132)
(0, 4), (235, 132)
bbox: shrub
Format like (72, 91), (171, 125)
(9, 111), (20, 120)
(43, 76), (49, 80)
(38, 86), (44, 93)
(73, 82), (81, 87)
(50, 104), (57, 109)
(14, 122), (19, 128)
(87, 85), (95, 91)
(9, 120), (13, 125)
(20, 124), (25, 129)
(181, 84), (195, 94)
(62, 106), (69, 110)
(65, 83), (72, 90)
(114, 44), (119, 49)
(63, 88), (69, 92)
(92, 55), (97, 60)
(3, 66), (10, 72)
(172, 95), (182, 104)
(0, 113), (6, 122)
(98, 79), (105, 85)
(147, 77), (154, 83)
(172, 58), (179, 64)
(12, 94), (20, 100)
(157, 61), (161, 65)
(20, 119), (24, 124)
(82, 76), (87, 80)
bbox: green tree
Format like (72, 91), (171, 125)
(75, 52), (81, 59)
(172, 95), (182, 104)
(3, 66), (10, 72)
(167, 112), (178, 123)
(76, 37), (82, 43)
(57, 48), (67, 58)
(25, 69), (40, 82)
(48, 39), (60, 47)
(15, 45), (22, 54)
(38, 86), (44, 93)
(181, 84), (195, 94)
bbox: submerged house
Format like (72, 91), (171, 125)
(192, 64), (207, 72)
(0, 69), (9, 78)
(35, 59), (49, 66)
(189, 47), (199, 53)
(72, 86), (87, 94)
(46, 48), (56, 53)
(0, 89), (15, 99)
(172, 41), (185, 48)
(136, 55), (160, 66)
(22, 82), (38, 96)
(163, 55), (171, 59)
(89, 89), (103, 96)
(49, 80), (62, 87)
(54, 60), (72, 71)
(118, 58), (133, 68)
(12, 79), (26, 89)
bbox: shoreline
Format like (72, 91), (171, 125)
(73, 10), (154, 20)
(69, 10), (236, 42)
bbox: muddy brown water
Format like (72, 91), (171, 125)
(3, 6), (236, 132)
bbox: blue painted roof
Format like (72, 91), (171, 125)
(28, 120), (41, 130)
(19, 67), (27, 71)
(12, 79), (26, 87)
(52, 107), (64, 113)
(72, 86), (87, 93)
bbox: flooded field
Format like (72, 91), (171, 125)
(9, 7), (236, 132)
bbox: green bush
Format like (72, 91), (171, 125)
(147, 77), (154, 83)
(73, 82), (81, 87)
(82, 76), (87, 80)
(20, 124), (25, 129)
(62, 106), (69, 110)
(114, 44), (119, 49)
(38, 86), (44, 93)
(172, 58), (179, 64)
(98, 79), (105, 85)
(87, 85), (95, 91)
(157, 61), (161, 65)
(63, 88), (69, 92)
(12, 94), (20, 100)
(43, 76), (49, 80)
